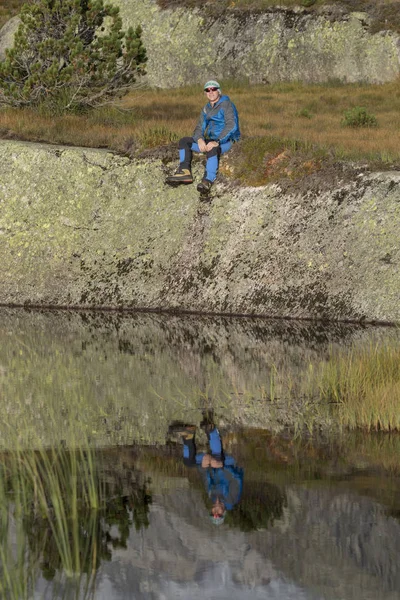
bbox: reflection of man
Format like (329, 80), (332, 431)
(169, 413), (243, 525)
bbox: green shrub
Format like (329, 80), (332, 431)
(341, 106), (378, 128)
(0, 0), (147, 114)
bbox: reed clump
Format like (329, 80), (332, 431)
(0, 442), (152, 599)
(0, 444), (102, 598)
(317, 344), (400, 432)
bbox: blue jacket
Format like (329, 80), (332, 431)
(193, 95), (241, 145)
(199, 456), (243, 510)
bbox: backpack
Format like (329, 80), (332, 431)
(230, 101), (241, 142)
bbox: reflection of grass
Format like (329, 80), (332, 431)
(318, 344), (400, 431)
(0, 441), (104, 598)
(0, 443), (101, 598)
(0, 442), (152, 598)
(339, 432), (400, 475)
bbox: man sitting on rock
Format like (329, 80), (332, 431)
(166, 80), (241, 194)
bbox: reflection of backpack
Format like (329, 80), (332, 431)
(230, 102), (241, 142)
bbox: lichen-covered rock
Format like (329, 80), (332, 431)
(113, 0), (400, 86)
(2, 2), (400, 85)
(0, 15), (20, 61)
(0, 140), (399, 321)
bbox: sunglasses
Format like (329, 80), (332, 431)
(205, 87), (219, 92)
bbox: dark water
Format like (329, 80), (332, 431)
(1, 308), (400, 600)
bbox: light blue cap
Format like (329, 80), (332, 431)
(204, 80), (221, 90)
(210, 514), (225, 526)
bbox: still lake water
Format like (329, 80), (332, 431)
(1, 308), (400, 600)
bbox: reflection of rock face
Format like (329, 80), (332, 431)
(113, 0), (400, 86)
(1, 308), (400, 448)
(70, 484), (400, 600)
(265, 487), (400, 600)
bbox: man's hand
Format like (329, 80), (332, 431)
(201, 454), (211, 468)
(201, 454), (223, 469)
(198, 138), (207, 152)
(198, 139), (219, 152)
(205, 141), (219, 151)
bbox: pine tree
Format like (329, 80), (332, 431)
(0, 0), (147, 113)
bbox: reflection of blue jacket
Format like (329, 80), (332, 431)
(197, 455), (243, 510)
(193, 95), (241, 145)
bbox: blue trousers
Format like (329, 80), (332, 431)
(178, 136), (232, 182)
(183, 428), (223, 467)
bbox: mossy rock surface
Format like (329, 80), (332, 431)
(113, 0), (400, 86)
(2, 2), (399, 84)
(1, 139), (400, 322)
(0, 14), (19, 60)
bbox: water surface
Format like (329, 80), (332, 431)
(1, 308), (400, 599)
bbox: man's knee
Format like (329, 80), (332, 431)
(205, 146), (221, 159)
(179, 136), (194, 149)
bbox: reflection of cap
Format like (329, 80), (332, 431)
(210, 514), (225, 526)
(204, 80), (221, 90)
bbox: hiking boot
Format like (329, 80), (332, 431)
(166, 167), (193, 185)
(168, 421), (196, 439)
(197, 179), (213, 194)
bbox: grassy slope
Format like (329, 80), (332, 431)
(0, 0), (24, 29)
(1, 2), (400, 185)
(1, 80), (400, 185)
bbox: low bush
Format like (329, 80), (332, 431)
(341, 106), (378, 128)
(0, 0), (147, 114)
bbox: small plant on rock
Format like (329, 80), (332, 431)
(341, 106), (378, 128)
(0, 0), (147, 114)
